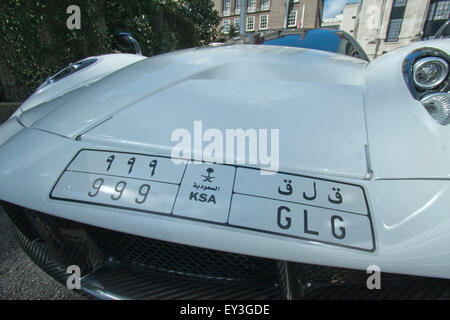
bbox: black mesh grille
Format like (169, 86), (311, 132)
(296, 263), (408, 287)
(1, 201), (278, 286)
(3, 201), (450, 300)
(86, 226), (278, 285)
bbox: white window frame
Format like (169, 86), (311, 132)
(222, 19), (231, 34)
(259, 14), (269, 30)
(261, 0), (270, 11)
(235, 0), (241, 15)
(288, 10), (297, 27)
(246, 16), (255, 31)
(223, 0), (231, 16)
(248, 0), (256, 13)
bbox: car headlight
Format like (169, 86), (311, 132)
(420, 92), (450, 125)
(413, 57), (448, 90)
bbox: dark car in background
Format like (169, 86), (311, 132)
(254, 28), (369, 62)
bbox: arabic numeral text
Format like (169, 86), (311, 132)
(111, 181), (127, 200)
(127, 157), (136, 174)
(88, 178), (104, 197)
(106, 155), (115, 172)
(135, 184), (151, 204)
(149, 159), (157, 177)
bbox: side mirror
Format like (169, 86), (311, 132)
(114, 32), (142, 56)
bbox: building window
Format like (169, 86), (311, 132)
(393, 0), (407, 6)
(261, 0), (270, 11)
(423, 0), (450, 39)
(234, 18), (240, 30)
(259, 14), (269, 30)
(246, 16), (255, 31)
(288, 10), (297, 27)
(222, 20), (230, 34)
(235, 0), (241, 14)
(386, 19), (403, 41)
(248, 0), (256, 13)
(427, 2), (437, 20)
(385, 0), (407, 42)
(434, 0), (450, 20)
(223, 0), (231, 16)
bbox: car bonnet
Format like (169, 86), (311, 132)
(18, 45), (369, 179)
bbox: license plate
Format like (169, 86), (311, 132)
(51, 149), (375, 252)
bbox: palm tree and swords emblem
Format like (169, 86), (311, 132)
(201, 168), (215, 183)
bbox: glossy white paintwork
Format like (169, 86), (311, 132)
(10, 53), (146, 118)
(364, 40), (450, 179)
(18, 46), (370, 179)
(0, 42), (449, 279)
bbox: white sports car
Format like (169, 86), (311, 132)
(0, 30), (449, 299)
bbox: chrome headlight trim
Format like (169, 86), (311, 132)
(402, 47), (450, 100)
(403, 48), (450, 125)
(413, 57), (448, 90)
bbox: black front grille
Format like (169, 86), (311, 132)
(1, 201), (277, 285)
(3, 201), (450, 300)
(86, 226), (278, 285)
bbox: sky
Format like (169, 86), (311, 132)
(323, 0), (360, 19)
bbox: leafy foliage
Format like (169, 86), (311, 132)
(0, 0), (220, 101)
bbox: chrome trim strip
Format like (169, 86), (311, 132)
(364, 144), (373, 180)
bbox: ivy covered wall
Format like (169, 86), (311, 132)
(0, 0), (220, 102)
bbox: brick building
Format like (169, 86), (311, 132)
(213, 0), (324, 35)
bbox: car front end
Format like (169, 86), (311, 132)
(1, 40), (449, 299)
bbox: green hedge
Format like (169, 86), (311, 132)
(0, 0), (220, 102)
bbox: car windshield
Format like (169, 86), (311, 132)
(263, 30), (341, 52)
(260, 29), (369, 62)
(435, 22), (450, 38)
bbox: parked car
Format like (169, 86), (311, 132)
(0, 31), (449, 299)
(256, 28), (370, 62)
(434, 19), (450, 39)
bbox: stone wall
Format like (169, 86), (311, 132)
(355, 0), (429, 60)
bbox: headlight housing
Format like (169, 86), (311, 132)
(403, 47), (450, 126)
(413, 57), (448, 90)
(420, 93), (450, 125)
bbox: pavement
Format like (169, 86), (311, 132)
(0, 103), (84, 299)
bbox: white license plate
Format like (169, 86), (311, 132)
(51, 171), (179, 214)
(51, 149), (375, 252)
(229, 194), (374, 251)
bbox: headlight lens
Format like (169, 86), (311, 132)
(420, 92), (450, 125)
(413, 57), (448, 90)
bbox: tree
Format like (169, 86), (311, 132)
(178, 0), (221, 44)
(228, 25), (239, 39)
(0, 0), (220, 101)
